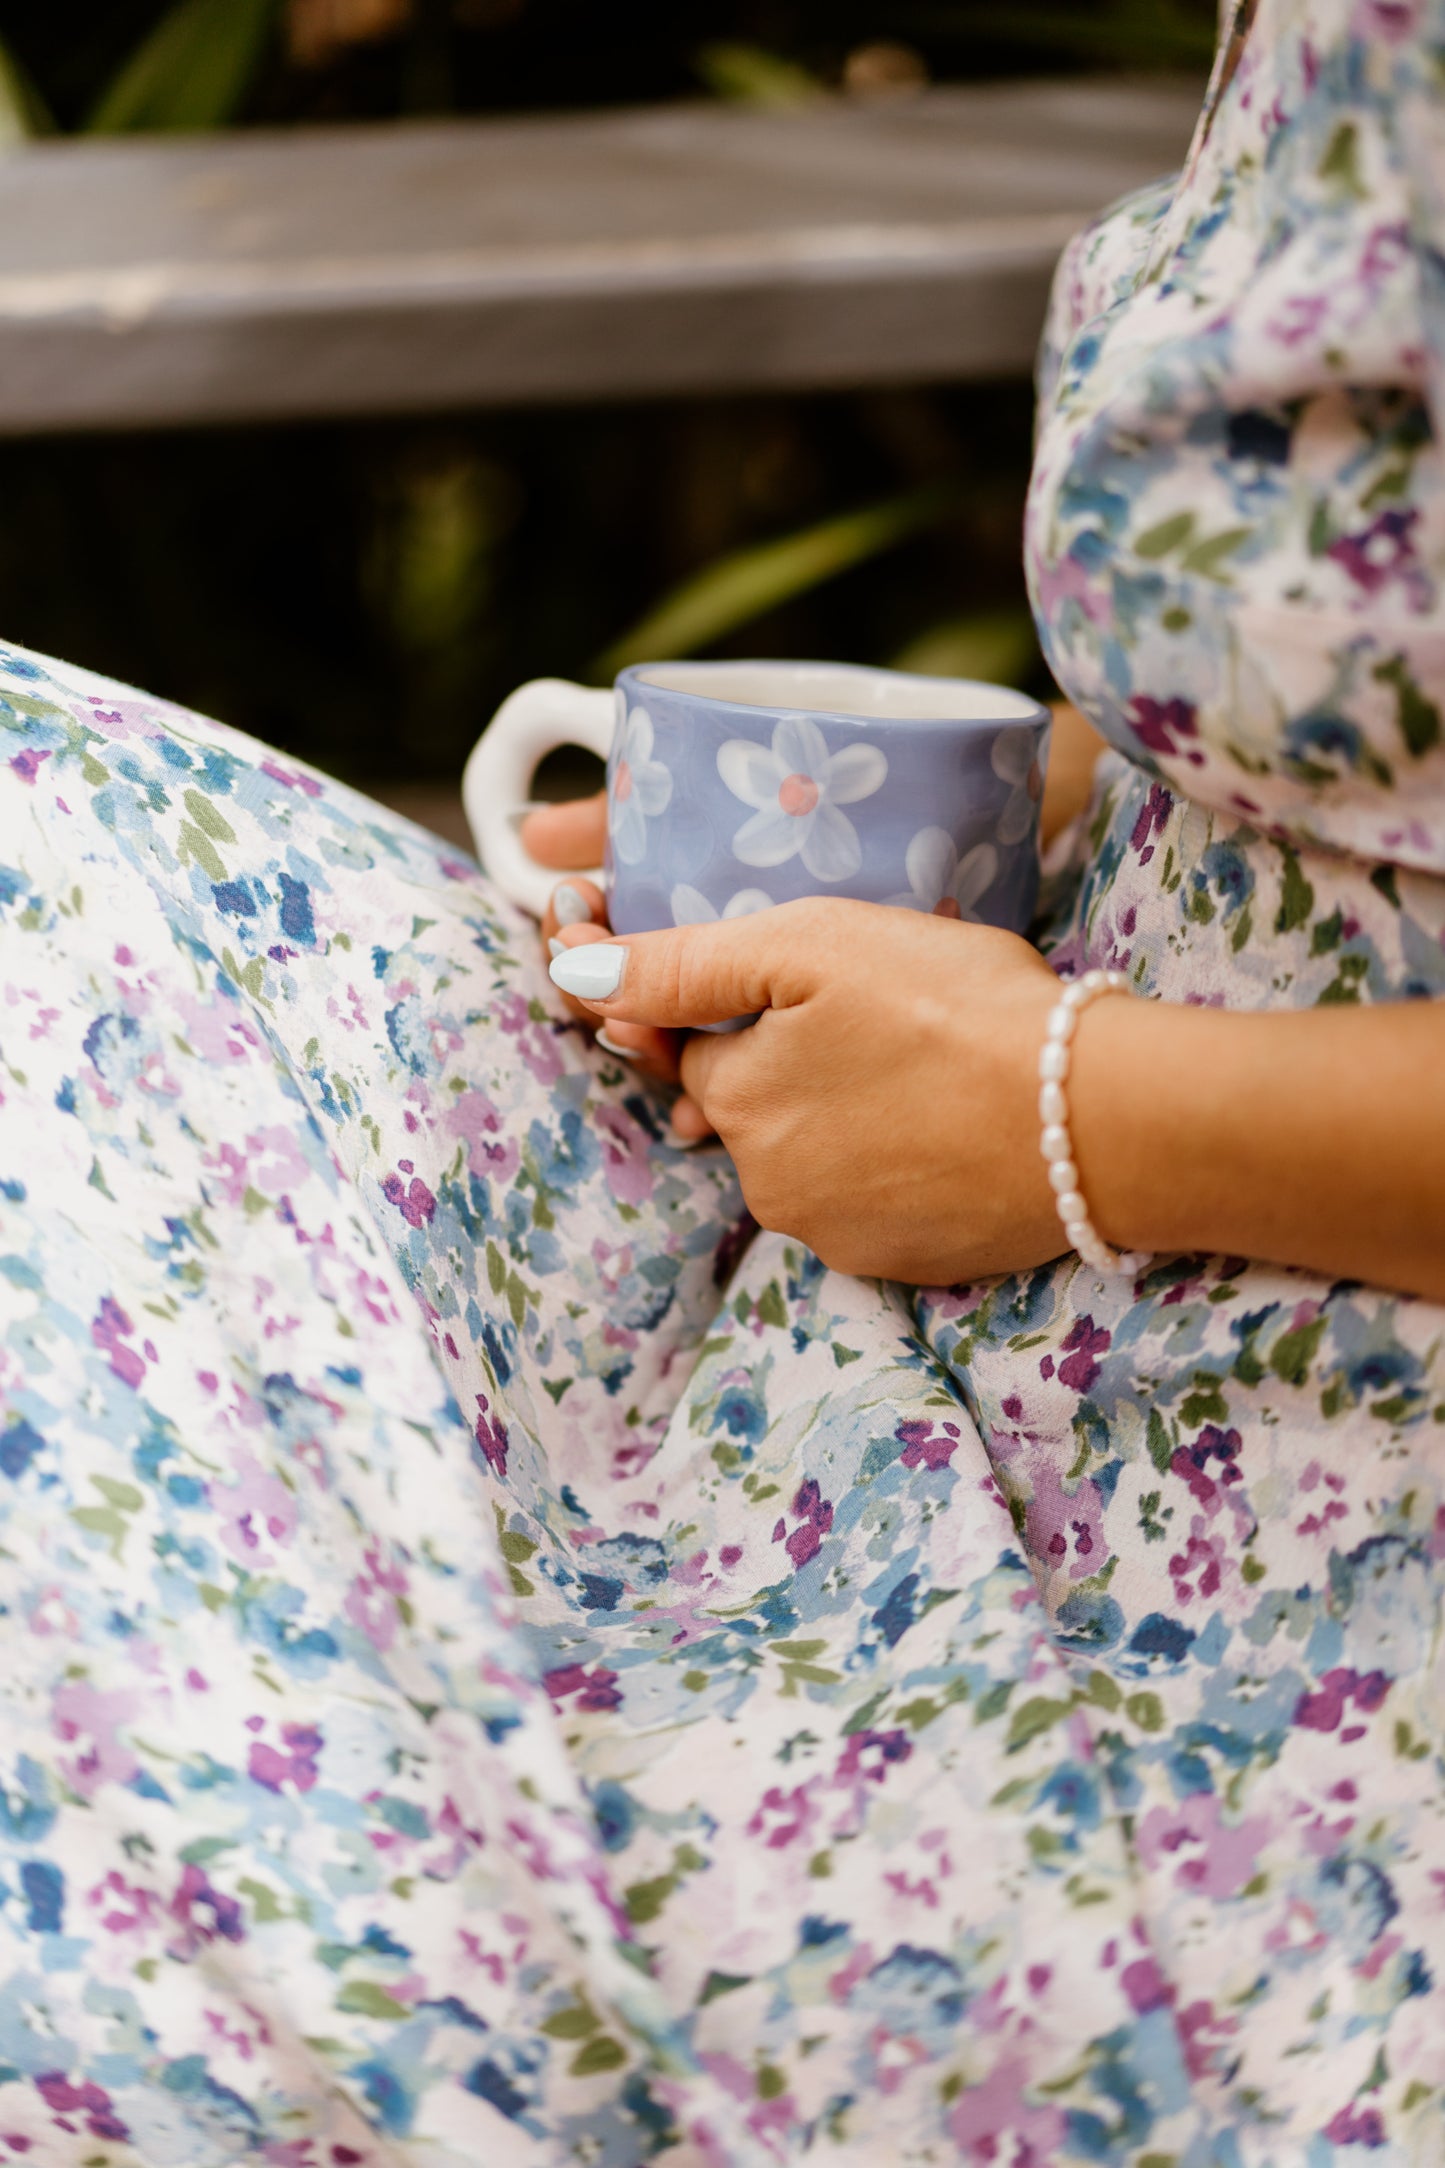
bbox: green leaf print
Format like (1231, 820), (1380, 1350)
(335, 1981), (410, 2020)
(1178, 526), (1252, 580)
(569, 2036), (627, 2077)
(177, 821), (227, 884)
(1270, 1315), (1327, 1387)
(756, 1281), (787, 1331)
(1373, 654), (1442, 758)
(1274, 845), (1315, 934)
(1319, 118), (1366, 197)
(540, 1998), (600, 2040)
(182, 789), (237, 845)
(1134, 511), (1196, 559)
(1005, 1696), (1071, 1752)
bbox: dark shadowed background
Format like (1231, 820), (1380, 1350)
(0, 1), (1214, 826)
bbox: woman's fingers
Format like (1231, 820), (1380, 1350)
(521, 791), (608, 872)
(539, 875), (607, 947)
(549, 919), (688, 1086)
(668, 1091), (716, 1143)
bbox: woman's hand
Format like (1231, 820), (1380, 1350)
(519, 699), (1108, 1146)
(549, 897), (1065, 1282)
(522, 793), (693, 1098)
(550, 891), (1445, 1299)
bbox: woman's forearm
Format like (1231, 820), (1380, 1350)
(1070, 995), (1445, 1302)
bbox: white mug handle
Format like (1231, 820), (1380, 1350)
(462, 678), (616, 919)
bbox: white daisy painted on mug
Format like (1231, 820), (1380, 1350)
(992, 724), (1044, 846)
(890, 826), (998, 920)
(717, 714), (886, 882)
(611, 702), (673, 865)
(670, 883), (774, 926)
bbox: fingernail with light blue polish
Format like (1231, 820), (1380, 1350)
(595, 1028), (632, 1059)
(549, 943), (626, 1001)
(547, 935), (566, 959)
(553, 884), (590, 926)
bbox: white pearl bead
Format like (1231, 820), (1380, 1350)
(1047, 1160), (1079, 1194)
(1039, 1124), (1069, 1160)
(1081, 968), (1107, 991)
(1038, 1041), (1069, 1082)
(1039, 1081), (1067, 1125)
(1045, 1003), (1075, 1043)
(1056, 1190), (1088, 1223)
(1064, 1218), (1092, 1249)
(1060, 980), (1088, 1008)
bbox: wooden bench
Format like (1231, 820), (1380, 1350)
(0, 78), (1199, 436)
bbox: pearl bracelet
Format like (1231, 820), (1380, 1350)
(1039, 969), (1150, 1280)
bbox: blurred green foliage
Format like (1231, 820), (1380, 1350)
(86, 0), (279, 132)
(0, 2), (1215, 133)
(0, 0), (1214, 791)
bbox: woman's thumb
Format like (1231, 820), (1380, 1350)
(548, 909), (797, 1028)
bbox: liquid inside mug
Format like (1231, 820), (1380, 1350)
(464, 660), (1051, 936)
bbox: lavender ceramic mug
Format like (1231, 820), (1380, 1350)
(464, 660), (1051, 936)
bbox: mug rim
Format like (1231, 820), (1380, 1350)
(620, 657), (1050, 730)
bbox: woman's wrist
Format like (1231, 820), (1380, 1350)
(1065, 993), (1220, 1262)
(1062, 991), (1445, 1301)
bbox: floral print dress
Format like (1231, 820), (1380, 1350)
(1, 5), (1443, 2164)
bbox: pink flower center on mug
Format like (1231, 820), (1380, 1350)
(932, 896), (962, 919)
(778, 772), (819, 817)
(614, 760), (633, 802)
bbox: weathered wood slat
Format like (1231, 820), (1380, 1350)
(0, 80), (1200, 434)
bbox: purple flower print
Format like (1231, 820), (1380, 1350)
(35, 2076), (129, 2144)
(216, 1448), (298, 1565)
(1354, 0), (1420, 38)
(168, 1863), (245, 1953)
(344, 1544), (411, 1653)
(747, 1781), (821, 1850)
(474, 1393), (509, 1477)
(897, 1418), (961, 1470)
(445, 1087), (520, 1184)
(774, 1477), (834, 1568)
(381, 1163), (436, 1226)
(1120, 1954), (1174, 2016)
(595, 1102), (657, 1208)
(836, 1728), (912, 1785)
(495, 989), (563, 1087)
(1057, 1315), (1111, 1393)
(1326, 506), (1429, 605)
(1168, 1524), (1231, 1605)
(1136, 1791), (1272, 1900)
(1294, 1667), (1391, 1734)
(52, 1680), (140, 1798)
(1323, 2102), (1388, 2147)
(944, 2052), (1066, 2166)
(1125, 696), (1203, 764)
(1129, 781), (1173, 862)
(90, 1294), (146, 1389)
(543, 1662), (623, 1713)
(1171, 1425), (1243, 1511)
(248, 1722), (323, 1794)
